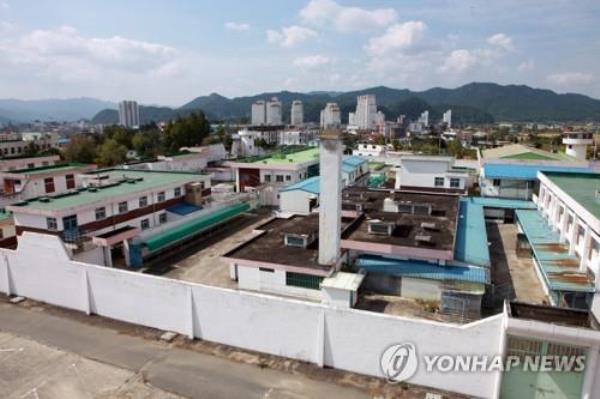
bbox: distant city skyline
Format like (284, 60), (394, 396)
(0, 0), (599, 105)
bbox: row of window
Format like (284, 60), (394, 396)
(93, 188), (182, 221)
(1, 143), (52, 156)
(44, 174), (75, 194)
(47, 212), (168, 231)
(434, 177), (461, 188)
(264, 174), (292, 183)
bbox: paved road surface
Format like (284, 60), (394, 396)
(0, 302), (369, 399)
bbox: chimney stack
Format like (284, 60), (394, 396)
(318, 128), (342, 265)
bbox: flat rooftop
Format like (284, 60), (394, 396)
(7, 169), (203, 212)
(341, 188), (459, 252)
(224, 213), (354, 273)
(543, 171), (600, 220)
(234, 147), (319, 166)
(483, 163), (592, 180)
(482, 144), (574, 161)
(4, 162), (91, 176)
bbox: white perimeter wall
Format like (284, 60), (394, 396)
(0, 233), (505, 398)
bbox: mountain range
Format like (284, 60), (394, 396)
(2, 83), (600, 125)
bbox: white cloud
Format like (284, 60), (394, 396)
(300, 0), (397, 32)
(224, 22), (250, 31)
(517, 59), (535, 72)
(267, 25), (317, 48)
(439, 49), (479, 73)
(547, 72), (594, 85)
(293, 54), (330, 69)
(366, 21), (426, 56)
(0, 26), (179, 83)
(487, 33), (514, 50)
(0, 1), (8, 9)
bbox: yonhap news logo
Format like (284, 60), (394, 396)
(380, 342), (586, 384)
(380, 343), (419, 383)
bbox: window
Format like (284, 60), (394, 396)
(44, 177), (55, 193)
(65, 174), (75, 189)
(42, 161), (49, 166)
(285, 175), (291, 181)
(95, 207), (106, 220)
(493, 179), (501, 187)
(46, 217), (57, 230)
(118, 201), (128, 213)
(286, 272), (323, 290)
(139, 196), (148, 208)
(264, 175), (271, 182)
(27, 163), (34, 168)
(259, 267), (274, 273)
(174, 187), (182, 197)
(276, 175), (284, 182)
(434, 177), (444, 187)
(159, 213), (167, 224)
(285, 234), (306, 247)
(157, 191), (166, 202)
(450, 178), (460, 188)
(141, 218), (150, 230)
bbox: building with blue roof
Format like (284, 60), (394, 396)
(279, 156), (369, 215)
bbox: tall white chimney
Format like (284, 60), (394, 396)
(319, 128), (342, 265)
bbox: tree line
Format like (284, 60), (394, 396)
(64, 111), (223, 166)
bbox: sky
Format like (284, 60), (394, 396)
(0, 0), (599, 106)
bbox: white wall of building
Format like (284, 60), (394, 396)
(236, 265), (322, 301)
(353, 144), (386, 157)
(0, 232), (512, 399)
(279, 190), (316, 215)
(395, 157), (469, 191)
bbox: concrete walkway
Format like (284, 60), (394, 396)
(0, 302), (369, 399)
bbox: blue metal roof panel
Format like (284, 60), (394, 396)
(280, 176), (321, 194)
(464, 196), (537, 210)
(516, 209), (595, 293)
(483, 163), (592, 180)
(343, 156), (368, 167)
(455, 199), (491, 267)
(356, 255), (489, 285)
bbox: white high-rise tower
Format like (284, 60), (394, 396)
(355, 94), (377, 129)
(251, 101), (266, 125)
(290, 100), (303, 126)
(442, 109), (452, 128)
(266, 97), (282, 125)
(118, 100), (140, 129)
(320, 103), (341, 128)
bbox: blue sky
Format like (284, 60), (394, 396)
(1, 0), (599, 105)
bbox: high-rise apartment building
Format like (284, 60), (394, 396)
(354, 94), (377, 130)
(290, 100), (303, 126)
(266, 97), (282, 125)
(320, 103), (341, 128)
(442, 109), (452, 128)
(251, 101), (266, 125)
(118, 100), (140, 129)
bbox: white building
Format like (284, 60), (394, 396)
(0, 163), (97, 207)
(123, 152), (208, 173)
(266, 97), (282, 125)
(348, 112), (356, 127)
(442, 109), (452, 128)
(290, 100), (303, 126)
(353, 143), (387, 157)
(251, 101), (266, 125)
(354, 95), (377, 130)
(527, 171), (600, 309)
(0, 155), (60, 172)
(419, 110), (429, 127)
(563, 131), (593, 161)
(278, 129), (317, 146)
(320, 103), (341, 128)
(6, 169), (212, 268)
(394, 156), (472, 194)
(118, 100), (140, 129)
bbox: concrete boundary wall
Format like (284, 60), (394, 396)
(0, 233), (504, 398)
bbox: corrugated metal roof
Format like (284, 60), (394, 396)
(342, 155), (368, 167)
(356, 255), (489, 285)
(483, 163), (592, 180)
(455, 199), (490, 267)
(463, 196), (537, 210)
(280, 176), (321, 194)
(142, 202), (250, 252)
(516, 209), (595, 293)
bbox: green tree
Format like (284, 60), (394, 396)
(163, 111), (210, 153)
(96, 138), (127, 166)
(132, 129), (162, 158)
(63, 135), (97, 164)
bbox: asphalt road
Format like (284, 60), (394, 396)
(0, 302), (369, 399)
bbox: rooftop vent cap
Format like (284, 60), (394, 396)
(415, 235), (432, 243)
